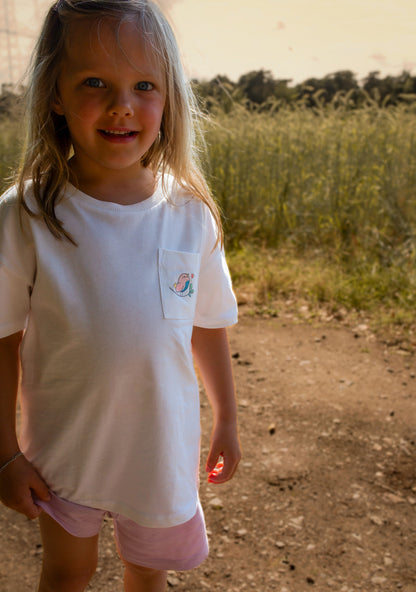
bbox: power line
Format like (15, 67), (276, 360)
(0, 0), (37, 85)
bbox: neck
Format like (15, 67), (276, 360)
(68, 159), (157, 205)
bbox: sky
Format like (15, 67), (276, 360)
(3, 0), (416, 86)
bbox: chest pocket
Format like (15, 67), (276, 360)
(158, 248), (201, 320)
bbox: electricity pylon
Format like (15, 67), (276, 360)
(0, 0), (37, 86)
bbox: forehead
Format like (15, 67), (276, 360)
(62, 16), (162, 79)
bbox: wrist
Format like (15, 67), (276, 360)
(213, 415), (239, 430)
(0, 434), (20, 465)
(0, 451), (23, 474)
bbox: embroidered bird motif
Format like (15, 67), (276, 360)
(171, 273), (194, 297)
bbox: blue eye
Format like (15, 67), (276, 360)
(85, 78), (105, 88)
(136, 81), (153, 91)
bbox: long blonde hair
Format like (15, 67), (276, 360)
(17, 0), (223, 245)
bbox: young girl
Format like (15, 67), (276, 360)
(0, 1), (241, 590)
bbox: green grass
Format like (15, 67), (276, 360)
(0, 118), (23, 192)
(204, 104), (416, 257)
(226, 245), (416, 338)
(1, 102), (415, 341)
(201, 103), (416, 340)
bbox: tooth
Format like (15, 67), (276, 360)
(104, 130), (130, 135)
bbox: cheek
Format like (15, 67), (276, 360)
(141, 98), (165, 128)
(65, 96), (103, 124)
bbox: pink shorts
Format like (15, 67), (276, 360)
(35, 491), (209, 571)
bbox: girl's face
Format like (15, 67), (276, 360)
(54, 17), (166, 185)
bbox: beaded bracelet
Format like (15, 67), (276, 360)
(0, 452), (23, 474)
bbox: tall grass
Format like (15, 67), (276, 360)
(0, 102), (415, 333)
(202, 103), (416, 330)
(0, 118), (23, 192)
(204, 104), (416, 259)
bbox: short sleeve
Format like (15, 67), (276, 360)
(0, 191), (35, 338)
(193, 208), (237, 328)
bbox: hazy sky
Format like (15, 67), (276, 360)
(4, 0), (416, 85)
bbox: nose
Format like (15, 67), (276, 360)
(107, 90), (134, 118)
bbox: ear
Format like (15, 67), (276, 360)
(52, 97), (65, 116)
(52, 88), (65, 116)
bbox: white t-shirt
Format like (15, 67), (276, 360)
(0, 178), (237, 527)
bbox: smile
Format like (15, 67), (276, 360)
(98, 129), (139, 144)
(99, 129), (138, 137)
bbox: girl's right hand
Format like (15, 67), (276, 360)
(0, 454), (50, 519)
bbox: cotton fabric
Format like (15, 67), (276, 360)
(0, 177), (237, 527)
(35, 491), (209, 571)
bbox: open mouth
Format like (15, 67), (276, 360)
(99, 129), (138, 138)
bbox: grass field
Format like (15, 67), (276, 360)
(202, 103), (416, 339)
(1, 102), (415, 340)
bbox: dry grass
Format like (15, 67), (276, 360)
(1, 102), (415, 338)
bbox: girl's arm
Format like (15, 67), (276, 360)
(0, 332), (50, 519)
(191, 326), (241, 483)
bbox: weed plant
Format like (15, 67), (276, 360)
(204, 103), (416, 255)
(202, 102), (416, 331)
(0, 101), (415, 334)
(0, 119), (23, 193)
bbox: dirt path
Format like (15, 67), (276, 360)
(1, 317), (415, 591)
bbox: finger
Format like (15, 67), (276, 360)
(208, 458), (236, 484)
(30, 474), (50, 503)
(205, 449), (222, 474)
(24, 500), (43, 520)
(12, 491), (43, 520)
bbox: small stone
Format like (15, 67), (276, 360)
(384, 556), (393, 567)
(408, 497), (416, 505)
(275, 541), (285, 549)
(369, 515), (384, 526)
(31, 544), (43, 557)
(289, 516), (304, 529)
(268, 423), (276, 435)
(209, 497), (224, 510)
(236, 529), (248, 538)
(384, 493), (405, 504)
(306, 577), (315, 585)
(167, 575), (180, 587)
(371, 576), (387, 585)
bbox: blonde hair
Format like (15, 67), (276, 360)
(17, 0), (223, 245)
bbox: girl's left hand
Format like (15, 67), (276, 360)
(205, 421), (241, 484)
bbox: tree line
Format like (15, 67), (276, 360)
(1, 69), (416, 118)
(193, 69), (416, 112)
